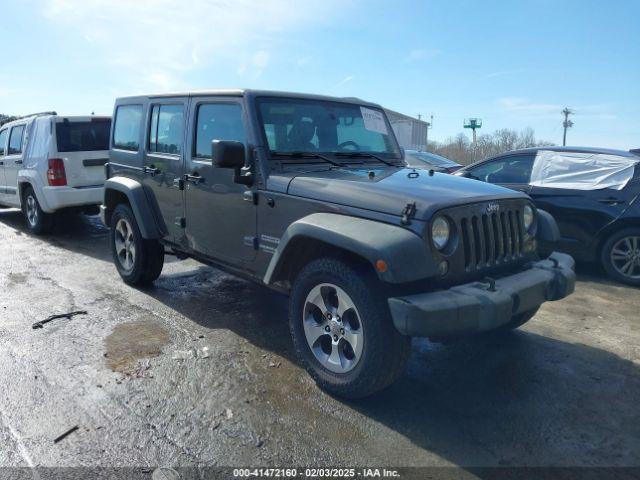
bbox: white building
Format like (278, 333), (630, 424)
(385, 109), (430, 151)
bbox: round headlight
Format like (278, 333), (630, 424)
(523, 205), (535, 231)
(431, 216), (451, 250)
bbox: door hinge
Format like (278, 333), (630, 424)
(243, 190), (258, 205)
(244, 236), (259, 249)
(175, 217), (186, 228)
(401, 201), (417, 225)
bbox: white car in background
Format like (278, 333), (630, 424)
(0, 113), (111, 234)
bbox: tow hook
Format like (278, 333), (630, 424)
(483, 276), (497, 292)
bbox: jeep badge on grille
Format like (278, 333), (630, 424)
(486, 202), (500, 214)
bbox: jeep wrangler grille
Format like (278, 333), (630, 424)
(459, 209), (524, 271)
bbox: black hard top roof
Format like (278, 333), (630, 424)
(115, 89), (382, 109)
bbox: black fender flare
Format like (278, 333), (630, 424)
(535, 208), (560, 243)
(263, 213), (437, 285)
(103, 177), (164, 239)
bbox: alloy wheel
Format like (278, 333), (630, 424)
(303, 283), (364, 373)
(114, 218), (136, 273)
(26, 195), (38, 227)
(610, 236), (640, 280)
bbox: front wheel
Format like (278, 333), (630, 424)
(601, 228), (640, 287)
(110, 203), (164, 286)
(22, 186), (54, 235)
(289, 257), (411, 399)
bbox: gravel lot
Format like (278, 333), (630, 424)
(0, 209), (638, 472)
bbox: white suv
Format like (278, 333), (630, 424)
(0, 113), (111, 234)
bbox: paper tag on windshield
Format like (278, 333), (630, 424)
(360, 107), (388, 135)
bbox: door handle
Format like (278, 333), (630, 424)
(0, 161), (4, 166)
(143, 165), (160, 175)
(14, 159), (23, 164)
(599, 198), (625, 206)
(184, 173), (202, 184)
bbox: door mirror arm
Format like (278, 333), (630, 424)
(234, 167), (253, 186)
(212, 139), (254, 186)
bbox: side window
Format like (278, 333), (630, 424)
(8, 125), (25, 155)
(469, 155), (534, 184)
(113, 105), (143, 151)
(149, 104), (184, 155)
(0, 129), (7, 156)
(195, 103), (245, 158)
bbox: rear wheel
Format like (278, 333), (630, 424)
(601, 228), (640, 287)
(110, 203), (164, 286)
(22, 186), (54, 235)
(289, 257), (411, 399)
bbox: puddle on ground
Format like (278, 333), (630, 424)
(104, 318), (170, 374)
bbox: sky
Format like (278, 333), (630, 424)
(1, 0), (639, 149)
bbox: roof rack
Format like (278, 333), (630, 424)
(20, 111), (57, 119)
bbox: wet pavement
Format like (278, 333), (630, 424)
(0, 209), (639, 469)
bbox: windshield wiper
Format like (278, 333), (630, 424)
(271, 151), (343, 167)
(334, 151), (400, 167)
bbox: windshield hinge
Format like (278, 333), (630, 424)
(400, 202), (417, 225)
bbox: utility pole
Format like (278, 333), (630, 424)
(425, 114), (433, 150)
(562, 107), (573, 146)
(417, 114), (433, 151)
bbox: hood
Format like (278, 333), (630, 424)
(277, 166), (528, 220)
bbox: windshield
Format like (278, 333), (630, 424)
(55, 119), (111, 152)
(405, 151), (458, 168)
(257, 97), (401, 158)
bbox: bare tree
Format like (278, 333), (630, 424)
(0, 114), (18, 127)
(429, 127), (554, 165)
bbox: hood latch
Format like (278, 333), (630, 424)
(401, 201), (417, 225)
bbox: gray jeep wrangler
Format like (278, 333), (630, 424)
(101, 90), (575, 398)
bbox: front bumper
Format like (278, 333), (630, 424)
(388, 252), (575, 338)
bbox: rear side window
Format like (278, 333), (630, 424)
(113, 105), (142, 151)
(195, 103), (245, 158)
(149, 104), (184, 155)
(8, 125), (25, 155)
(56, 119), (111, 152)
(0, 129), (7, 155)
(469, 155), (535, 184)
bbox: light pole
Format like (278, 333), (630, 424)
(464, 118), (482, 162)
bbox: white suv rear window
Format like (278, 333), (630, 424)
(56, 119), (111, 152)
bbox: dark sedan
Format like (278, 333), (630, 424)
(456, 146), (640, 286)
(404, 150), (462, 173)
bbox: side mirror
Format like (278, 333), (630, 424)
(211, 139), (253, 186)
(212, 140), (245, 169)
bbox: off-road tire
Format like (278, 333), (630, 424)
(600, 228), (640, 287)
(22, 186), (54, 235)
(289, 257), (411, 399)
(110, 203), (164, 286)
